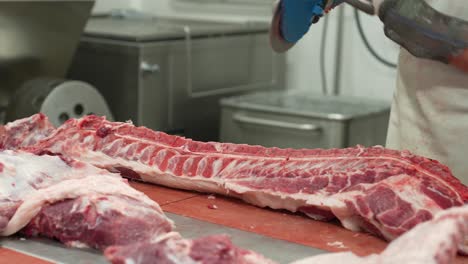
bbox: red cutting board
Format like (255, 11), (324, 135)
(134, 182), (468, 263)
(0, 248), (50, 264)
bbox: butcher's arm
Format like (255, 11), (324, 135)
(378, 0), (468, 73)
(271, 0), (468, 73)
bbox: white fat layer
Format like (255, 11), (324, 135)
(2, 115), (53, 149)
(79, 194), (163, 221)
(0, 150), (97, 199)
(1, 174), (170, 236)
(67, 241), (90, 249)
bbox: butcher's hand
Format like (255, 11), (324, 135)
(450, 49), (468, 73)
(280, 0), (343, 43)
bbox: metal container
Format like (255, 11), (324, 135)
(68, 15), (286, 141)
(0, 0), (95, 113)
(220, 91), (391, 149)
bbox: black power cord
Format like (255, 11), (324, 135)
(354, 8), (397, 68)
(319, 7), (396, 96)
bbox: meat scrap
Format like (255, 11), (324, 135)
(0, 113), (54, 150)
(0, 150), (273, 264)
(106, 232), (274, 264)
(11, 114), (467, 244)
(291, 204), (468, 264)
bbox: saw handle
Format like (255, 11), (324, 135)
(344, 0), (375, 14)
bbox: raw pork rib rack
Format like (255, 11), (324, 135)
(0, 150), (273, 264)
(7, 114), (468, 242)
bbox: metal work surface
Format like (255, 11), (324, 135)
(169, 213), (326, 263)
(1, 237), (107, 264)
(0, 213), (325, 264)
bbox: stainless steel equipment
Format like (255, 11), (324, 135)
(68, 14), (286, 141)
(0, 0), (96, 121)
(220, 91), (390, 149)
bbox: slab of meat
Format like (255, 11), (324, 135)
(0, 113), (54, 150)
(290, 204), (468, 264)
(105, 232), (275, 264)
(7, 114), (468, 242)
(0, 150), (273, 264)
(0, 150), (173, 246)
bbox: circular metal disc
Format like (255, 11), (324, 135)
(269, 1), (296, 53)
(40, 80), (114, 126)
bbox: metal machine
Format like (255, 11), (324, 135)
(0, 0), (113, 125)
(67, 12), (286, 141)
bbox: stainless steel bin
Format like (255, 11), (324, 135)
(220, 91), (391, 149)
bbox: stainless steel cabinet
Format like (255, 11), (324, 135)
(68, 16), (285, 141)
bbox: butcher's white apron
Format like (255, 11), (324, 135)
(386, 1), (468, 185)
